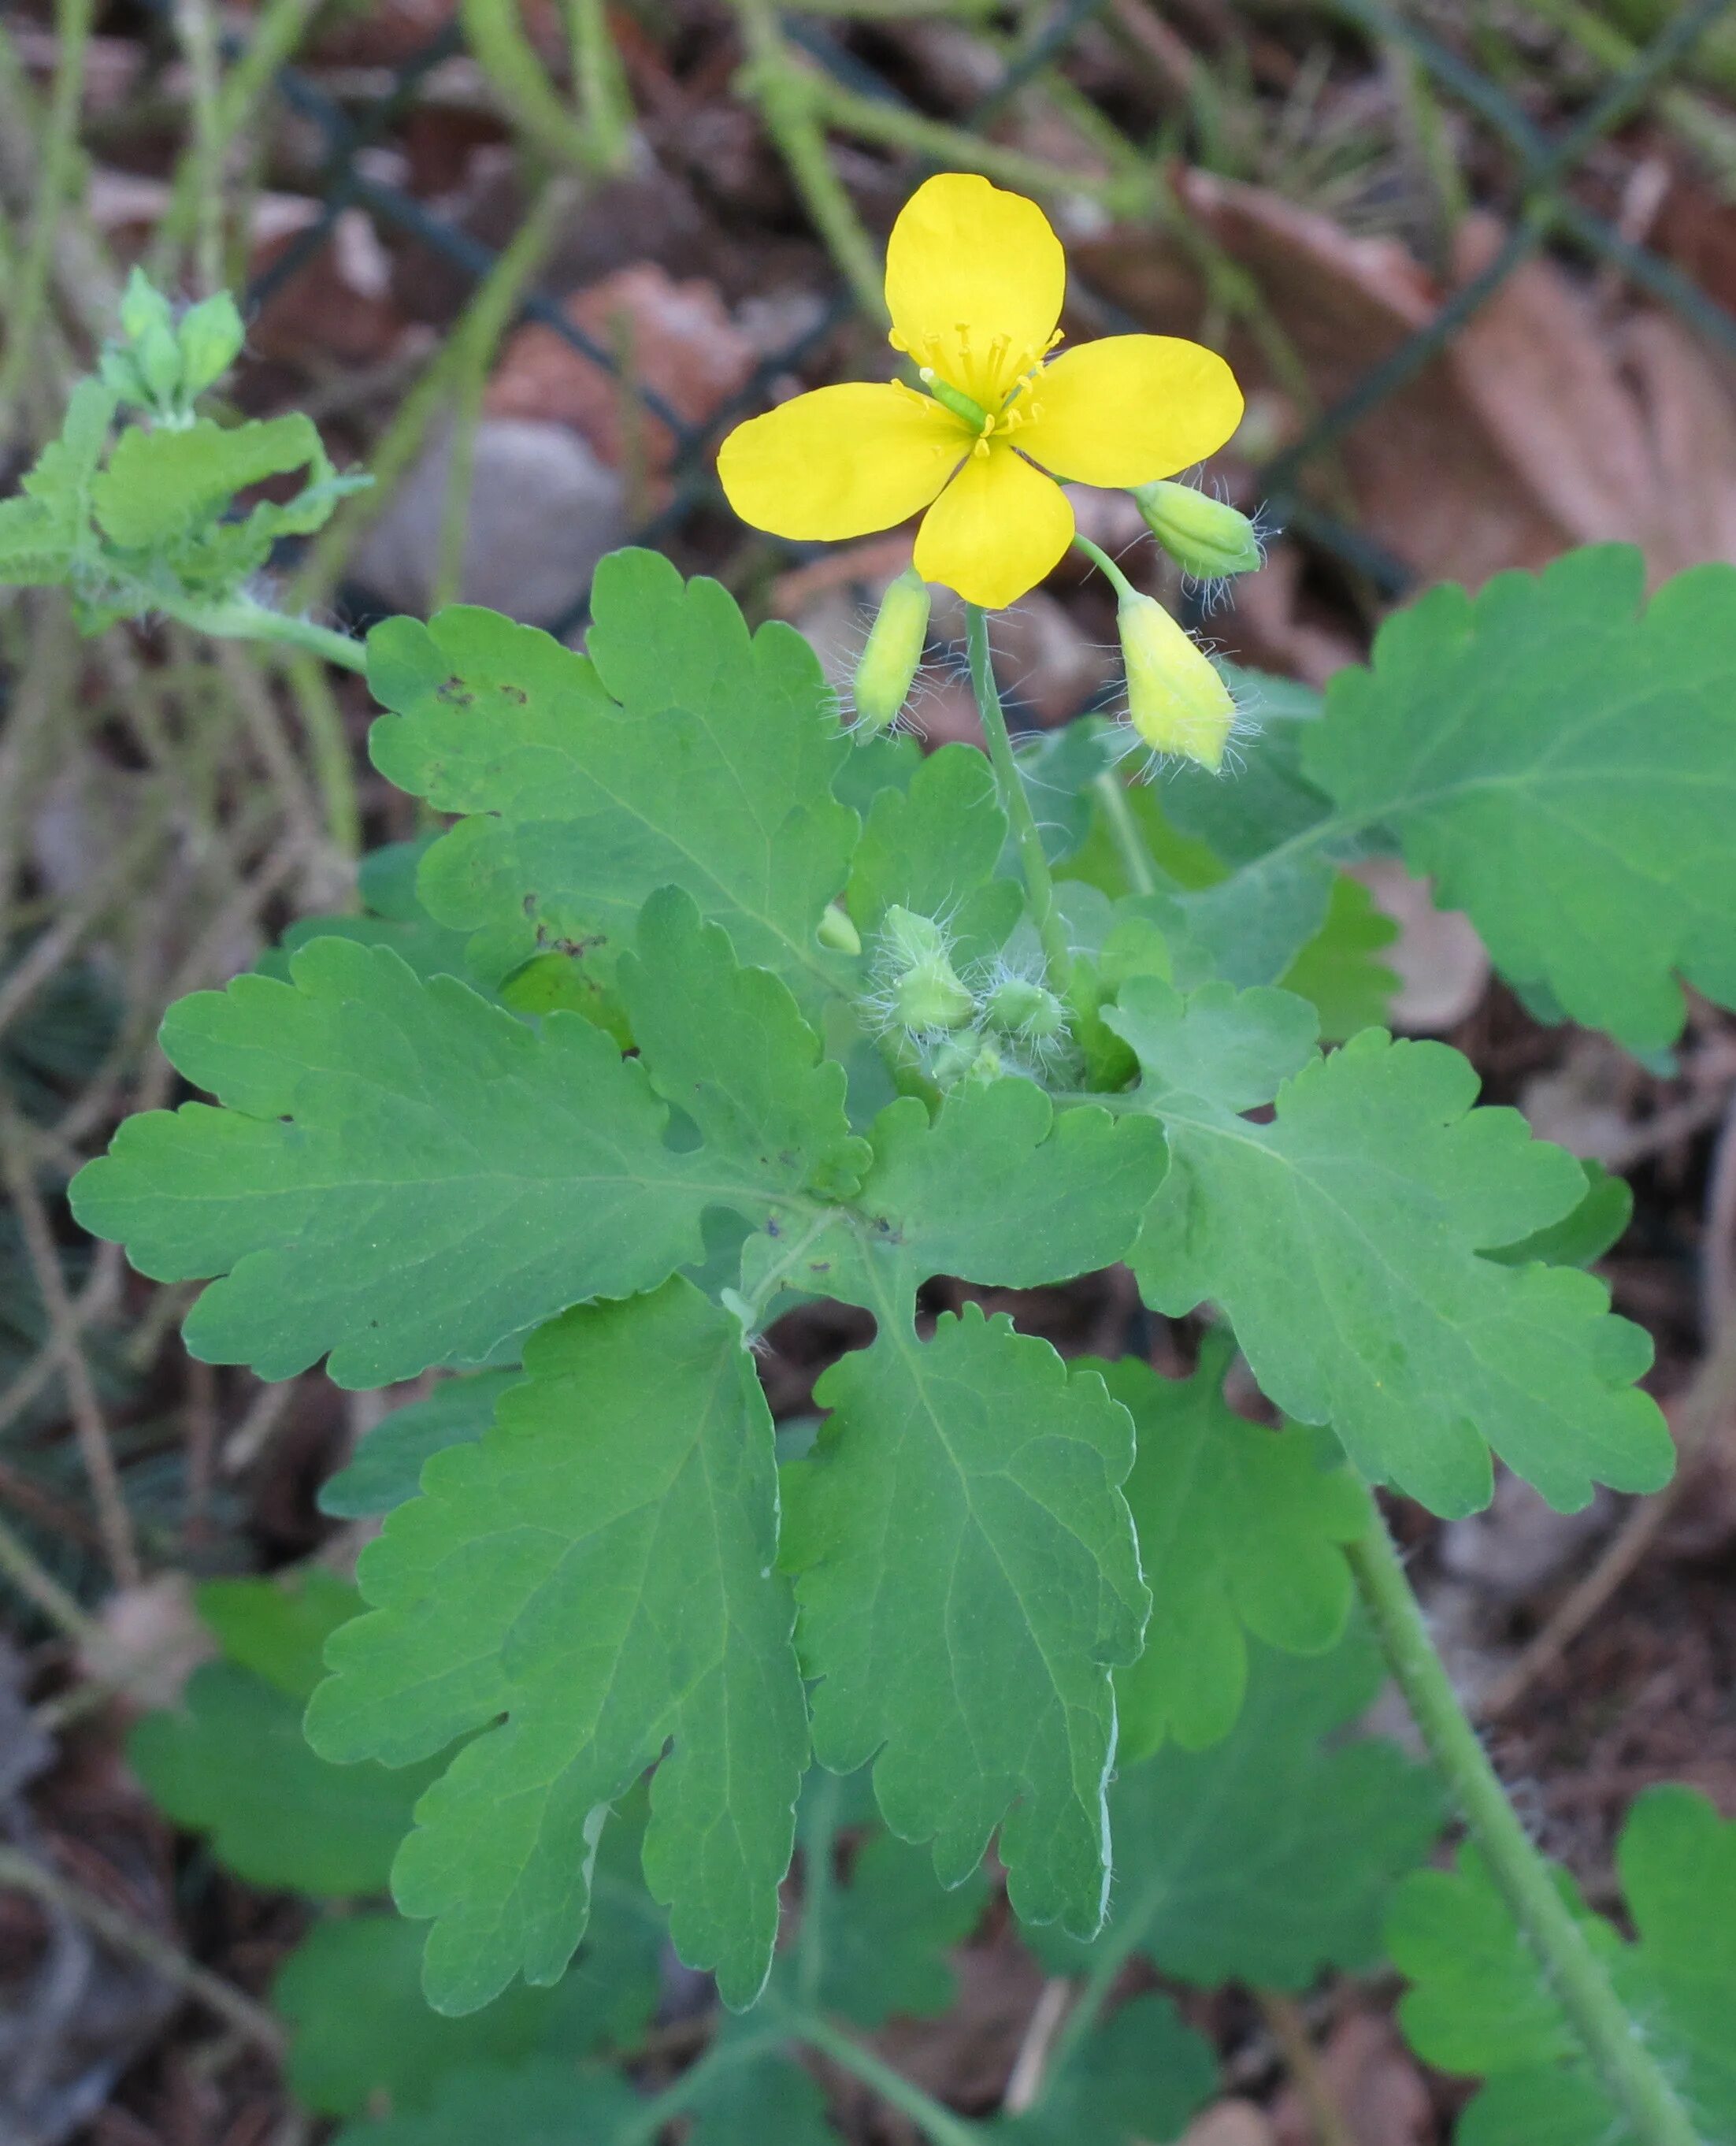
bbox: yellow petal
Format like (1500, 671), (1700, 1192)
(913, 444), (1073, 609)
(885, 173), (1065, 410)
(1016, 335), (1243, 487)
(717, 383), (966, 540)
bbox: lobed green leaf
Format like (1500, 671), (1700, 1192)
(1093, 1337), (1368, 1758)
(1305, 545), (1736, 1049)
(784, 1304), (1148, 1938)
(1110, 978), (1672, 1516)
(366, 549), (856, 1012)
(306, 1279), (807, 2013)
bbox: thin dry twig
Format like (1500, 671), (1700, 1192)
(1002, 1978), (1073, 2115)
(0, 1108), (140, 1587)
(0, 1844), (285, 2058)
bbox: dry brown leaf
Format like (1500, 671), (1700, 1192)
(1356, 859), (1490, 1034)
(1077, 173), (1736, 593)
(1619, 308), (1736, 574)
(1181, 2100), (1279, 2146)
(1271, 2011), (1433, 2146)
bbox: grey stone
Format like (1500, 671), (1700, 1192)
(354, 416), (627, 626)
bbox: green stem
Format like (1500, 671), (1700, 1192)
(616, 2029), (779, 2145)
(807, 76), (1149, 216)
(1090, 771), (1157, 898)
(1347, 1506), (1705, 2146)
(284, 651), (363, 866)
(733, 0), (888, 324)
(788, 2008), (981, 2146)
(796, 1769), (843, 2013)
(172, 0), (225, 294)
(462, 0), (606, 170)
(149, 0), (325, 283)
(1072, 531), (1137, 603)
(0, 0), (92, 443)
(563, 0), (632, 173)
(964, 605), (1072, 996)
(171, 597), (369, 674)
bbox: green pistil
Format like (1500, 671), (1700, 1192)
(919, 369), (991, 433)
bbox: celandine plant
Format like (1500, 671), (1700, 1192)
(9, 177), (1736, 2146)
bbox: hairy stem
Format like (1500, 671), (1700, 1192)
(1348, 1504), (1705, 2146)
(964, 606), (1073, 997)
(169, 598), (369, 674)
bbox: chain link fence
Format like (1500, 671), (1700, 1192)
(222, 0), (1736, 645)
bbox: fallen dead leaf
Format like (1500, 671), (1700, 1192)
(1076, 175), (1736, 593)
(1271, 2011), (1433, 2146)
(1355, 859), (1490, 1033)
(1181, 2100), (1278, 2146)
(76, 1573), (213, 1717)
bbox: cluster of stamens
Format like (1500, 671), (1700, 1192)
(890, 322), (1063, 453)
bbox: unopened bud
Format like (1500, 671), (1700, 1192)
(930, 1034), (1003, 1086)
(135, 316), (184, 408)
(119, 267), (172, 346)
(851, 566), (929, 735)
(1118, 592), (1237, 774)
(881, 906), (947, 968)
(817, 901), (862, 956)
(1133, 481), (1263, 581)
(879, 908), (974, 1030)
(893, 955), (975, 1034)
(176, 291), (245, 398)
(984, 977), (1065, 1041)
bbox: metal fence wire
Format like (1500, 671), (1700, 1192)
(236, 0), (1736, 643)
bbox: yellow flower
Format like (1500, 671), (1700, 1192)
(716, 173), (1244, 610)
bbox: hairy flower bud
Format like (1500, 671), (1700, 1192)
(851, 567), (930, 736)
(176, 291), (246, 399)
(880, 906), (974, 1032)
(929, 1034), (1004, 1086)
(1118, 592), (1237, 774)
(118, 266), (173, 347)
(984, 976), (1065, 1041)
(1133, 481), (1263, 581)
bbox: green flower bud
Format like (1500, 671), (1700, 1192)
(176, 291), (246, 399)
(881, 905), (948, 967)
(893, 954), (975, 1034)
(817, 901), (862, 956)
(135, 315), (184, 408)
(984, 976), (1065, 1041)
(119, 266), (173, 346)
(929, 1034), (1003, 1086)
(874, 907), (974, 1032)
(1118, 591), (1237, 774)
(1133, 481), (1263, 581)
(851, 566), (929, 736)
(98, 345), (151, 407)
